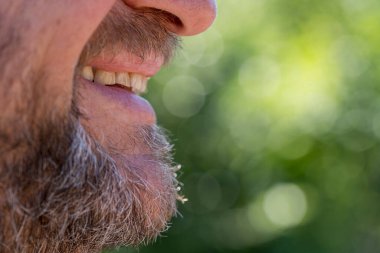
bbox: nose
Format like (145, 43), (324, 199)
(123, 0), (217, 36)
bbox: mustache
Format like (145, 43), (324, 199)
(79, 2), (181, 66)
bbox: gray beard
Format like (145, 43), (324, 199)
(0, 104), (178, 253)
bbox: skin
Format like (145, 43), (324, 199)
(0, 0), (216, 252)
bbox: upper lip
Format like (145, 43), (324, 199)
(87, 50), (164, 77)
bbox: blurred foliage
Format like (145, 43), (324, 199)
(107, 0), (380, 252)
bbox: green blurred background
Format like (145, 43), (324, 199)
(108, 0), (380, 252)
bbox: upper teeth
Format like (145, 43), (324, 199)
(81, 66), (148, 94)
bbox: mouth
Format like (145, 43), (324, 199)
(74, 0), (180, 134)
(80, 47), (165, 90)
(80, 50), (164, 94)
(75, 0), (181, 168)
(77, 51), (165, 130)
(81, 65), (150, 94)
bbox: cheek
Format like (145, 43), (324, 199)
(24, 1), (117, 113)
(45, 0), (116, 60)
(0, 1), (117, 127)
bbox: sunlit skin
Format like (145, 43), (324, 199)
(0, 0), (216, 252)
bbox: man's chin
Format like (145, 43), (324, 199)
(69, 121), (179, 248)
(114, 151), (179, 228)
(0, 113), (178, 252)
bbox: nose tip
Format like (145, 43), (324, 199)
(124, 0), (217, 36)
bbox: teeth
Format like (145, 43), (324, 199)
(94, 70), (116, 85)
(80, 66), (149, 94)
(115, 72), (131, 87)
(82, 66), (94, 81)
(130, 73), (147, 94)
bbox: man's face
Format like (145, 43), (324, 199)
(0, 1), (216, 252)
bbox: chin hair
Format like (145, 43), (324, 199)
(0, 110), (179, 253)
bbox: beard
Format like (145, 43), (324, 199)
(0, 2), (181, 253)
(0, 116), (178, 253)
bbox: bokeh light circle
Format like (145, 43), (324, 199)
(263, 183), (307, 228)
(181, 27), (224, 67)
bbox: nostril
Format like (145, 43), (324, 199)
(139, 8), (184, 33)
(157, 10), (183, 30)
(123, 0), (217, 36)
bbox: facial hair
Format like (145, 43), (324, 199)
(0, 2), (181, 253)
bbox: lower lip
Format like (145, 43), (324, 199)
(78, 78), (156, 126)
